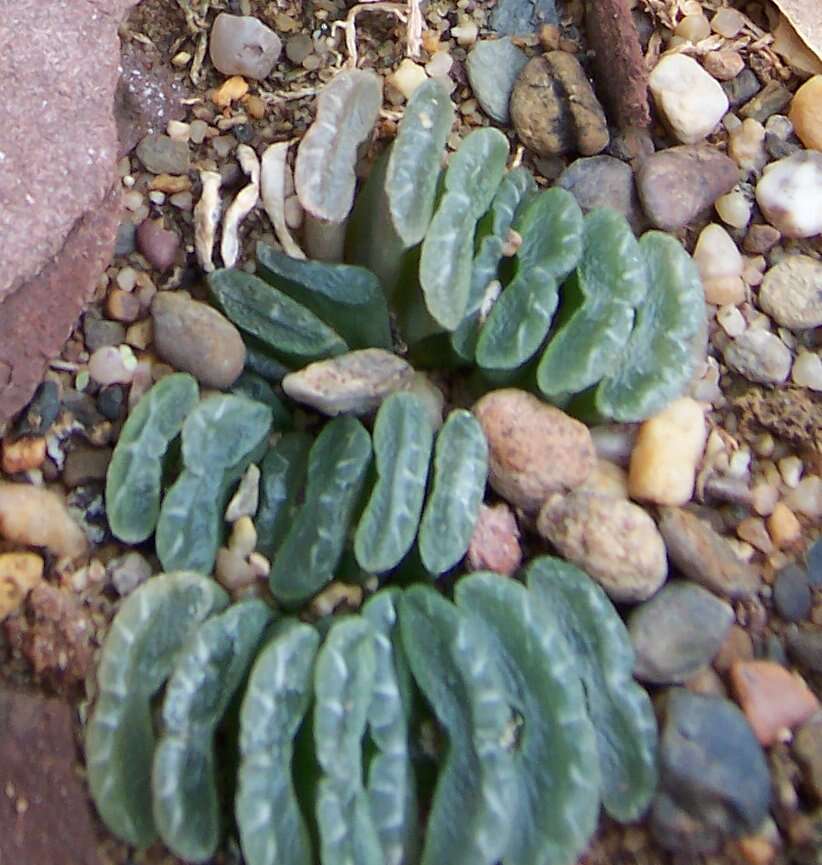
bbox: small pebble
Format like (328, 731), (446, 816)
(793, 720), (822, 800)
(114, 221), (137, 256)
(537, 490), (667, 603)
(758, 255), (822, 331)
(728, 118), (767, 175)
(773, 564), (811, 622)
(693, 222), (743, 303)
(778, 455), (803, 488)
(189, 119), (209, 145)
(755, 150), (822, 238)
(473, 389), (595, 510)
(215, 548), (256, 590)
(736, 516), (773, 554)
(229, 516), (257, 558)
(108, 551), (152, 596)
(789, 75), (822, 151)
(723, 330), (792, 385)
(649, 54), (728, 144)
(209, 13), (282, 80)
(739, 80), (792, 123)
(135, 133), (190, 175)
(743, 223), (780, 254)
(96, 385), (126, 421)
(225, 464), (260, 522)
(628, 397), (706, 506)
(387, 59), (428, 100)
(285, 32), (313, 65)
(151, 293), (246, 389)
(675, 13), (710, 42)
(730, 660), (819, 746)
(711, 7), (745, 38)
(717, 304), (746, 337)
(767, 502), (802, 548)
(63, 445), (112, 488)
(0, 552), (44, 621)
(0, 483), (87, 559)
(1, 437), (46, 474)
(715, 190), (752, 229)
(466, 503), (522, 576)
(791, 351), (822, 391)
(785, 475), (821, 519)
(577, 458), (629, 499)
(105, 289), (141, 323)
(703, 50), (745, 81)
(556, 155), (643, 231)
(629, 581), (734, 684)
(721, 68), (761, 108)
(88, 345), (137, 386)
(282, 349), (414, 417)
(714, 624), (754, 673)
(212, 75), (249, 109)
(787, 629), (822, 675)
(465, 37), (527, 124)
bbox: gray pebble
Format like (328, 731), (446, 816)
(658, 507), (760, 599)
(151, 292), (246, 389)
(629, 581), (734, 684)
(764, 131), (800, 161)
(807, 537), (822, 587)
(651, 690), (771, 853)
(136, 218), (180, 272)
(490, 0), (558, 35)
(108, 550), (152, 597)
(209, 13), (282, 80)
(135, 133), (190, 175)
(12, 380), (60, 439)
(787, 629), (822, 675)
(114, 221), (137, 256)
(758, 254), (822, 331)
(96, 385), (125, 422)
(773, 564), (811, 622)
(739, 79), (792, 122)
(465, 37), (528, 124)
(720, 68), (761, 108)
(83, 312), (126, 353)
(556, 155), (644, 232)
(723, 329), (792, 385)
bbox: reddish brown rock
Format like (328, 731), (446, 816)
(466, 503), (522, 576)
(0, 0), (138, 425)
(0, 685), (101, 865)
(730, 660), (820, 746)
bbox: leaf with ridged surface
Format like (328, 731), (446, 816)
(419, 129), (509, 330)
(537, 209), (646, 400)
(455, 573), (600, 865)
(208, 269), (348, 364)
(314, 617), (383, 865)
(255, 242), (392, 350)
(354, 393), (434, 573)
(236, 618), (321, 865)
(105, 373), (199, 544)
(526, 555), (658, 822)
(418, 410), (488, 575)
(153, 600), (273, 863)
(85, 573), (228, 848)
(595, 231), (704, 422)
(362, 590), (419, 865)
(398, 585), (517, 865)
(475, 187), (583, 371)
(269, 416), (372, 605)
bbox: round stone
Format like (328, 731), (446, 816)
(209, 13), (282, 81)
(758, 255), (822, 331)
(465, 37), (528, 124)
(789, 75), (822, 151)
(722, 329), (792, 385)
(773, 564), (811, 622)
(755, 150), (822, 238)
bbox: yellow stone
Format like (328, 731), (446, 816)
(0, 552), (44, 621)
(149, 174), (192, 194)
(766, 502), (802, 547)
(789, 75), (822, 151)
(1, 437), (46, 474)
(212, 75), (249, 109)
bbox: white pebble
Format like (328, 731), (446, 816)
(755, 150), (822, 238)
(388, 59), (428, 100)
(717, 304), (746, 337)
(88, 345), (136, 385)
(167, 120), (191, 142)
(784, 475), (821, 519)
(778, 455), (803, 488)
(425, 50), (453, 78)
(791, 350), (822, 391)
(116, 266), (137, 292)
(715, 190), (752, 229)
(225, 464), (261, 522)
(693, 223), (743, 282)
(123, 190), (143, 211)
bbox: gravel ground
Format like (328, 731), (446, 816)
(0, 1), (820, 864)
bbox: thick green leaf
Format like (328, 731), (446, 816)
(418, 410), (487, 575)
(386, 79), (455, 246)
(419, 129), (509, 330)
(208, 269), (348, 364)
(85, 573), (228, 848)
(526, 556), (659, 822)
(232, 371), (293, 430)
(354, 392), (434, 573)
(236, 619), (321, 865)
(361, 590), (419, 865)
(256, 243), (392, 350)
(537, 208), (646, 399)
(269, 417), (372, 605)
(474, 187), (583, 370)
(455, 574), (600, 865)
(153, 600), (273, 862)
(398, 585), (517, 865)
(255, 432), (313, 561)
(105, 373), (199, 543)
(314, 617), (383, 865)
(595, 231), (704, 422)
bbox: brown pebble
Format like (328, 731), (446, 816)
(466, 503), (522, 576)
(0, 552), (45, 621)
(730, 660), (819, 746)
(685, 666), (727, 698)
(1, 437), (46, 474)
(135, 218), (180, 272)
(714, 624), (754, 674)
(743, 223), (781, 254)
(105, 289), (141, 323)
(737, 516), (774, 554)
(149, 174), (191, 194)
(735, 835), (776, 865)
(703, 50), (745, 81)
(767, 502), (802, 548)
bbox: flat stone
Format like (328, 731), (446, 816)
(510, 52), (609, 158)
(723, 330), (792, 385)
(151, 292), (246, 389)
(721, 68), (761, 107)
(0, 686), (101, 865)
(629, 581), (734, 684)
(83, 310), (127, 353)
(755, 151), (822, 238)
(0, 1), (137, 425)
(465, 37), (528, 124)
(758, 255), (822, 330)
(537, 490), (668, 603)
(739, 79), (792, 122)
(209, 13), (282, 81)
(556, 155), (644, 232)
(636, 144), (738, 231)
(282, 349), (414, 416)
(773, 564), (812, 622)
(730, 660), (819, 746)
(651, 690), (771, 853)
(489, 0), (558, 35)
(135, 132), (190, 175)
(473, 389), (595, 511)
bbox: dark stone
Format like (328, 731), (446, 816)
(114, 220), (137, 256)
(651, 690), (771, 853)
(807, 538), (822, 587)
(739, 80), (792, 122)
(765, 131), (801, 161)
(135, 133), (190, 175)
(556, 155), (645, 232)
(636, 145), (739, 232)
(62, 445), (112, 488)
(11, 381), (61, 439)
(232, 123), (255, 144)
(61, 390), (107, 431)
(773, 564), (812, 622)
(0, 1), (137, 425)
(136, 218), (180, 272)
(490, 0), (558, 36)
(721, 68), (761, 108)
(787, 629), (822, 674)
(83, 310), (127, 352)
(97, 385), (126, 421)
(0, 685), (101, 865)
(116, 39), (187, 156)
